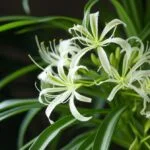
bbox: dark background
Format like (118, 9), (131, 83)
(0, 0), (113, 150)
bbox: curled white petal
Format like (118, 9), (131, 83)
(69, 95), (92, 121)
(100, 19), (126, 41)
(45, 91), (71, 124)
(107, 84), (123, 101)
(68, 65), (88, 82)
(74, 91), (92, 103)
(102, 38), (131, 51)
(57, 62), (67, 81)
(127, 36), (144, 54)
(70, 47), (93, 68)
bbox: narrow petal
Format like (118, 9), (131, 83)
(128, 70), (150, 84)
(97, 47), (111, 74)
(74, 91), (92, 103)
(96, 78), (117, 86)
(70, 47), (93, 68)
(107, 84), (123, 101)
(57, 62), (67, 81)
(35, 36), (51, 64)
(45, 91), (71, 124)
(100, 19), (126, 41)
(58, 39), (71, 56)
(111, 66), (121, 80)
(69, 25), (93, 39)
(39, 87), (66, 104)
(38, 66), (65, 86)
(140, 100), (150, 118)
(90, 12), (99, 39)
(71, 37), (92, 46)
(128, 55), (150, 74)
(69, 95), (92, 121)
(122, 53), (129, 76)
(101, 37), (131, 51)
(68, 65), (88, 82)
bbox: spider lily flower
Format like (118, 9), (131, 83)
(97, 39), (150, 102)
(69, 11), (130, 74)
(38, 64), (92, 124)
(36, 36), (80, 68)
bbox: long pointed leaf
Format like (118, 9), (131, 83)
(29, 116), (76, 150)
(18, 108), (41, 149)
(61, 132), (91, 150)
(128, 0), (141, 31)
(0, 16), (80, 32)
(139, 22), (150, 40)
(111, 0), (137, 36)
(78, 132), (95, 150)
(0, 99), (43, 121)
(93, 106), (127, 150)
(0, 16), (37, 22)
(20, 137), (38, 150)
(0, 99), (41, 112)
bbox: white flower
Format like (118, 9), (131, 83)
(38, 64), (92, 124)
(36, 36), (80, 68)
(69, 11), (129, 74)
(97, 37), (150, 102)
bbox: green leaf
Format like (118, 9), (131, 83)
(0, 16), (37, 22)
(122, 0), (141, 32)
(0, 98), (109, 122)
(0, 16), (80, 32)
(113, 118), (133, 149)
(111, 0), (137, 36)
(0, 63), (43, 90)
(61, 132), (91, 150)
(129, 137), (140, 150)
(128, 0), (141, 31)
(20, 137), (37, 150)
(145, 0), (150, 24)
(78, 132), (95, 150)
(139, 22), (150, 40)
(18, 108), (41, 149)
(29, 116), (76, 150)
(22, 0), (30, 14)
(0, 99), (41, 112)
(144, 120), (150, 134)
(0, 99), (43, 121)
(16, 19), (74, 34)
(93, 106), (127, 150)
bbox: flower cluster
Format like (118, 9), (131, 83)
(36, 11), (150, 123)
